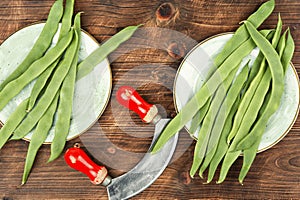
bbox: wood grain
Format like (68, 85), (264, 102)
(0, 0), (300, 199)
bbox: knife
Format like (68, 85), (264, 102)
(64, 86), (178, 200)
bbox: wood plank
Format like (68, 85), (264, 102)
(0, 0), (300, 199)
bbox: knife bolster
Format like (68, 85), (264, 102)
(92, 167), (111, 186)
(143, 105), (160, 123)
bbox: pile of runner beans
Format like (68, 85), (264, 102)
(0, 0), (139, 184)
(152, 0), (295, 184)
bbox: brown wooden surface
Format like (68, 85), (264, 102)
(0, 0), (300, 199)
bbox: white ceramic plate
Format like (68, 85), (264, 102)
(174, 33), (300, 153)
(0, 23), (112, 143)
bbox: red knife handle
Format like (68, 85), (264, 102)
(64, 143), (111, 186)
(116, 86), (161, 124)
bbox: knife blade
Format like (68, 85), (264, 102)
(64, 86), (178, 199)
(107, 118), (177, 200)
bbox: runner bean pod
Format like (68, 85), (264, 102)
(0, 99), (29, 149)
(238, 29), (294, 185)
(282, 29), (295, 72)
(27, 0), (75, 111)
(213, 0), (275, 68)
(204, 0), (274, 90)
(190, 67), (238, 178)
(237, 29), (293, 150)
(235, 70), (277, 184)
(0, 30), (74, 112)
(48, 13), (81, 162)
(0, 0), (63, 91)
(27, 60), (59, 112)
(189, 99), (210, 135)
(59, 0), (75, 38)
(76, 25), (141, 80)
(198, 65), (249, 178)
(206, 97), (240, 183)
(22, 94), (59, 185)
(242, 30), (274, 96)
(229, 19), (282, 150)
(226, 60), (266, 143)
(226, 22), (280, 144)
(217, 20), (284, 184)
(10, 29), (76, 140)
(240, 30), (287, 146)
(151, 31), (270, 154)
(189, 29), (271, 141)
(173, 0), (274, 138)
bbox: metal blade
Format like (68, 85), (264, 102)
(107, 119), (178, 200)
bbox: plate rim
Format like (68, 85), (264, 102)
(0, 22), (112, 144)
(173, 32), (300, 153)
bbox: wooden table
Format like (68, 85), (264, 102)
(0, 0), (299, 199)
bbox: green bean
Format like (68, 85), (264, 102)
(204, 0), (274, 82)
(237, 29), (294, 184)
(207, 97), (240, 183)
(220, 75), (273, 183)
(22, 2), (77, 183)
(0, 0), (63, 91)
(48, 13), (82, 162)
(155, 0), (274, 152)
(199, 65), (249, 179)
(226, 61), (265, 143)
(282, 29), (295, 72)
(27, 60), (59, 112)
(257, 29), (283, 117)
(189, 99), (210, 135)
(239, 67), (272, 145)
(22, 93), (59, 185)
(190, 29), (271, 139)
(190, 67), (238, 178)
(258, 30), (287, 119)
(189, 71), (213, 135)
(217, 20), (284, 184)
(246, 53), (264, 89)
(227, 17), (281, 144)
(238, 141), (258, 185)
(76, 25), (141, 80)
(10, 29), (77, 141)
(204, 0), (274, 79)
(27, 0), (75, 112)
(218, 137), (251, 184)
(241, 29), (274, 96)
(151, 30), (271, 154)
(235, 26), (286, 150)
(213, 0), (274, 68)
(236, 70), (277, 184)
(189, 70), (215, 136)
(219, 24), (283, 183)
(277, 30), (288, 64)
(237, 29), (291, 151)
(208, 65), (249, 147)
(59, 0), (75, 39)
(0, 99), (29, 149)
(259, 92), (270, 117)
(270, 14), (283, 48)
(0, 30), (74, 112)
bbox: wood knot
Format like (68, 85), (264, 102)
(156, 3), (179, 26)
(275, 152), (300, 174)
(289, 156), (300, 168)
(167, 42), (186, 59)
